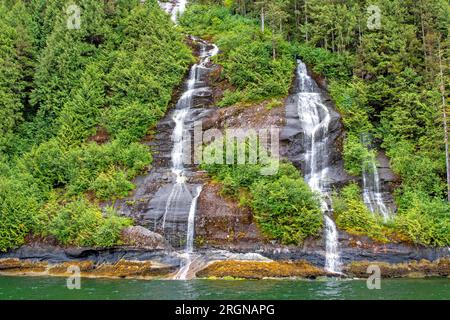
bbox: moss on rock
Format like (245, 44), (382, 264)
(196, 260), (326, 279)
(345, 258), (450, 278)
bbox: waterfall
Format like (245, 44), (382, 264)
(174, 186), (202, 280)
(158, 0), (187, 23)
(362, 159), (391, 222)
(160, 38), (217, 237)
(295, 60), (342, 274)
(158, 1), (219, 278)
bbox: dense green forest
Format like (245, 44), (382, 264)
(0, 0), (192, 251)
(0, 0), (449, 252)
(182, 0), (449, 246)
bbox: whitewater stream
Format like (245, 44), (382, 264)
(294, 61), (342, 274)
(160, 0), (219, 280)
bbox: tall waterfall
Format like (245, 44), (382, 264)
(295, 60), (342, 274)
(159, 0), (187, 23)
(362, 159), (391, 222)
(160, 0), (219, 279)
(174, 185), (202, 280)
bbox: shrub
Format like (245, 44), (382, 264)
(104, 101), (163, 143)
(203, 160), (323, 244)
(394, 192), (450, 246)
(334, 183), (389, 243)
(342, 134), (375, 176)
(0, 178), (39, 252)
(90, 168), (135, 200)
(250, 176), (322, 244)
(49, 197), (131, 247)
(181, 4), (295, 106)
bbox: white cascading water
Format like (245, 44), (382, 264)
(160, 0), (219, 280)
(165, 44), (217, 279)
(295, 60), (342, 274)
(174, 186), (202, 280)
(158, 0), (187, 23)
(362, 160), (390, 222)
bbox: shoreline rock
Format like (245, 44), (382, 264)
(0, 258), (176, 280)
(345, 258), (450, 278)
(0, 243), (448, 280)
(196, 260), (327, 279)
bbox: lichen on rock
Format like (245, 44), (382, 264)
(196, 260), (327, 279)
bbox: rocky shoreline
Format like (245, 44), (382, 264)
(1, 239), (448, 280)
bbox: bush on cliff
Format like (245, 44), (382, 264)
(250, 176), (322, 244)
(333, 183), (389, 243)
(48, 197), (132, 247)
(203, 161), (323, 244)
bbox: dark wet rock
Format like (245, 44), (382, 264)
(373, 151), (398, 212)
(121, 226), (170, 250)
(280, 83), (353, 189)
(195, 231), (449, 269)
(344, 258), (450, 278)
(196, 183), (265, 245)
(0, 244), (182, 267)
(0, 258), (177, 279)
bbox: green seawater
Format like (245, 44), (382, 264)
(0, 276), (448, 300)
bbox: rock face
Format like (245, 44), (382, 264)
(195, 98), (286, 248)
(121, 226), (170, 250)
(373, 151), (398, 212)
(196, 183), (265, 245)
(280, 74), (352, 189)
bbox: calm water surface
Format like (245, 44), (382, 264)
(0, 276), (448, 300)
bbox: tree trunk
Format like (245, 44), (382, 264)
(304, 0), (308, 42)
(438, 39), (450, 202)
(420, 0), (428, 74)
(261, 7), (265, 33)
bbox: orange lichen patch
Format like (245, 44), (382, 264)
(48, 261), (95, 275)
(345, 258), (450, 278)
(0, 258), (48, 273)
(196, 260), (326, 279)
(92, 259), (174, 278)
(0, 258), (175, 279)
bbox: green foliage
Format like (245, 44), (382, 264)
(334, 183), (450, 246)
(57, 63), (105, 145)
(104, 101), (162, 143)
(342, 134), (375, 177)
(250, 176), (322, 244)
(90, 168), (135, 200)
(0, 177), (39, 252)
(394, 191), (450, 246)
(0, 2), (36, 156)
(334, 183), (388, 243)
(180, 4), (295, 106)
(203, 161), (323, 244)
(48, 197), (132, 247)
(295, 44), (352, 80)
(23, 139), (151, 196)
(0, 1), (190, 252)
